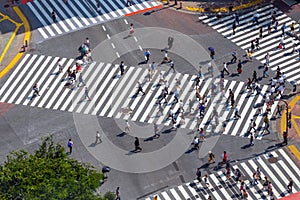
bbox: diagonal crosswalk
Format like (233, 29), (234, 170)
(199, 4), (300, 84)
(144, 149), (300, 200)
(24, 0), (160, 39)
(0, 54), (280, 139)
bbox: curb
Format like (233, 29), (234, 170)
(125, 4), (164, 17)
(0, 6), (30, 79)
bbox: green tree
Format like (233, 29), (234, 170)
(0, 135), (114, 200)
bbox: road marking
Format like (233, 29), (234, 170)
(116, 52), (120, 58)
(139, 45), (143, 51)
(107, 34), (111, 39)
(102, 25), (106, 31)
(288, 145), (300, 162)
(134, 36), (138, 42)
(111, 43), (115, 49)
(125, 3), (163, 16)
(124, 19), (128, 24)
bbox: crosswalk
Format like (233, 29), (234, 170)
(199, 4), (300, 84)
(144, 149), (300, 200)
(24, 0), (160, 39)
(0, 54), (280, 139)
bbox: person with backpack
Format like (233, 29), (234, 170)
(249, 119), (257, 133)
(208, 151), (215, 163)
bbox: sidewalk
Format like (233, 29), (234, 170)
(0, 0), (29, 79)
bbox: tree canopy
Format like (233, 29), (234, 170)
(0, 135), (112, 200)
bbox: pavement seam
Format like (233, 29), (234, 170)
(0, 6), (30, 79)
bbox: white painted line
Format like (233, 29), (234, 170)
(102, 25), (106, 31)
(169, 188), (181, 200)
(124, 19), (128, 24)
(134, 36), (138, 42)
(139, 45), (143, 51)
(116, 52), (120, 58)
(107, 34), (111, 39)
(111, 43), (115, 48)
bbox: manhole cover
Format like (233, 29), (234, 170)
(4, 4), (9, 8)
(268, 157), (278, 163)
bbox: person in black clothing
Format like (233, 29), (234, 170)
(252, 70), (258, 82)
(51, 10), (56, 22)
(231, 50), (237, 63)
(196, 168), (202, 182)
(136, 82), (145, 96)
(134, 137), (142, 152)
(287, 178), (293, 192)
(119, 61), (125, 76)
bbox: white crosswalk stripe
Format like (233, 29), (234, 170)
(199, 4), (300, 84)
(144, 149), (300, 200)
(0, 54), (281, 140)
(24, 0), (161, 39)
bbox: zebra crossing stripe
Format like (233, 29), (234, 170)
(50, 0), (77, 30)
(169, 188), (181, 200)
(1, 54), (38, 102)
(161, 191), (171, 200)
(211, 173), (233, 200)
(178, 185), (190, 199)
(107, 67), (143, 118)
(15, 56), (51, 105)
(100, 66), (135, 116)
(68, 1), (91, 26)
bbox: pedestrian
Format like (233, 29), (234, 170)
(249, 132), (254, 146)
(259, 27), (263, 38)
(281, 23), (286, 37)
(231, 50), (237, 63)
(287, 177), (293, 192)
(263, 176), (269, 190)
(204, 174), (210, 188)
(119, 61), (125, 76)
(84, 87), (92, 101)
(263, 115), (270, 134)
(247, 49), (253, 62)
(252, 70), (258, 83)
(237, 59), (242, 74)
(256, 167), (262, 180)
(234, 13), (239, 25)
(173, 89), (179, 104)
(249, 119), (257, 133)
(51, 10), (56, 22)
(151, 62), (155, 74)
(57, 59), (63, 74)
(222, 151), (228, 165)
(234, 106), (241, 119)
(126, 0), (132, 6)
(265, 52), (270, 66)
(283, 131), (288, 145)
(250, 41), (255, 52)
(169, 60), (175, 73)
(199, 103), (205, 117)
(210, 49), (215, 59)
(136, 82), (145, 96)
(153, 123), (160, 138)
(208, 151), (216, 163)
(235, 168), (241, 182)
(32, 83), (40, 97)
(290, 22), (295, 34)
(275, 104), (282, 118)
(129, 23), (134, 35)
(116, 187), (120, 200)
(193, 136), (200, 149)
(211, 106), (218, 122)
(95, 131), (102, 144)
(96, 0), (101, 12)
(77, 73), (85, 87)
(144, 50), (151, 63)
(263, 63), (269, 78)
(198, 127), (205, 140)
(196, 168), (202, 182)
(125, 120), (131, 133)
(85, 37), (90, 48)
(279, 36), (285, 49)
(255, 38), (260, 50)
(67, 139), (73, 154)
(232, 21), (236, 35)
(225, 166), (231, 181)
(134, 137), (142, 152)
(222, 62), (230, 75)
(86, 49), (93, 62)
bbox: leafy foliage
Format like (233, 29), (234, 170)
(0, 135), (113, 200)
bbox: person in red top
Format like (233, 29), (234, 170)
(222, 151), (228, 164)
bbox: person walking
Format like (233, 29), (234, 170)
(222, 151), (228, 165)
(208, 151), (215, 163)
(196, 168), (202, 182)
(169, 60), (175, 73)
(231, 50), (237, 63)
(237, 60), (242, 74)
(173, 88), (179, 104)
(263, 115), (270, 134)
(144, 50), (151, 63)
(274, 104), (282, 118)
(222, 62), (230, 75)
(67, 139), (73, 154)
(281, 23), (286, 37)
(126, 0), (132, 6)
(134, 137), (142, 152)
(234, 106), (241, 119)
(116, 187), (121, 200)
(95, 131), (102, 144)
(232, 21), (237, 35)
(77, 73), (85, 87)
(119, 61), (125, 76)
(51, 10), (56, 22)
(249, 132), (254, 146)
(283, 131), (288, 145)
(129, 23), (134, 35)
(124, 120), (131, 133)
(136, 82), (145, 96)
(249, 119), (257, 133)
(252, 70), (258, 83)
(263, 63), (269, 78)
(287, 177), (293, 192)
(32, 83), (41, 97)
(235, 168), (241, 182)
(84, 87), (92, 101)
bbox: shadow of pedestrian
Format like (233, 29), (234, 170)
(241, 144), (252, 149)
(123, 35), (131, 39)
(117, 132), (126, 137)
